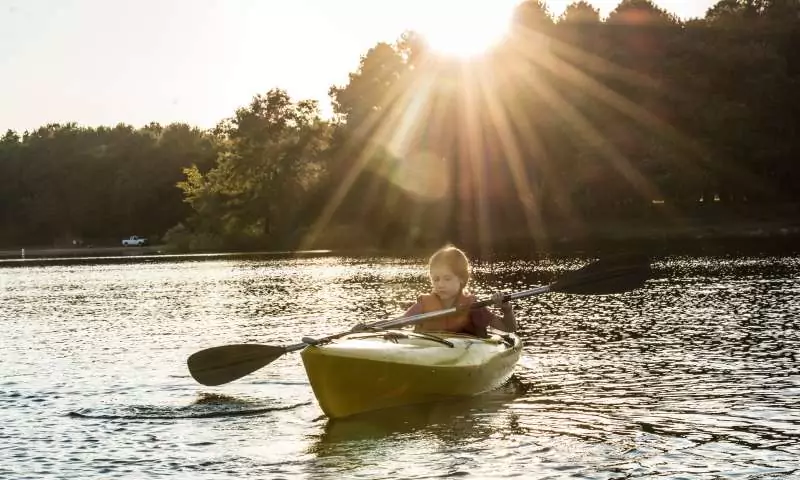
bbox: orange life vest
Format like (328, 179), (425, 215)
(414, 292), (476, 333)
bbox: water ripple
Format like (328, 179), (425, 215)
(68, 402), (310, 420)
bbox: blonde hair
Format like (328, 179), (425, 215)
(428, 244), (471, 290)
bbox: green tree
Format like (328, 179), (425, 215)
(607, 0), (680, 24)
(559, 1), (601, 23)
(177, 89), (330, 249)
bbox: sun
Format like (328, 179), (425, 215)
(413, 2), (516, 58)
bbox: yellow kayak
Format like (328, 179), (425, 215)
(300, 330), (522, 419)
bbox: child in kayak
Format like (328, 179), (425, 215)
(405, 245), (516, 337)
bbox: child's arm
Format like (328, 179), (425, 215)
(350, 300), (422, 332)
(403, 301), (423, 317)
(489, 292), (517, 332)
(490, 303), (516, 332)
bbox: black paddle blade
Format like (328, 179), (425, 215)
(187, 344), (286, 386)
(550, 254), (651, 295)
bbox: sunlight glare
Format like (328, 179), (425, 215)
(414, 2), (515, 58)
(386, 150), (450, 200)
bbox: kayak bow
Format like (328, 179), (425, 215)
(300, 329), (522, 419)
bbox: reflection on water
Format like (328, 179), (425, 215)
(305, 384), (525, 479)
(313, 379), (525, 446)
(1, 253), (798, 478)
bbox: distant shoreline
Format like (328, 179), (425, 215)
(3, 216), (800, 261)
(0, 245), (165, 259)
(3, 227), (800, 263)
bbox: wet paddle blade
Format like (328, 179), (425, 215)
(187, 344), (287, 386)
(550, 254), (651, 295)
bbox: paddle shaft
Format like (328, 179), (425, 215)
(278, 255), (653, 352)
(188, 255), (650, 386)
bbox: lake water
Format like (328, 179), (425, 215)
(1, 252), (798, 479)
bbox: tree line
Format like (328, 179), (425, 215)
(1, 0), (798, 252)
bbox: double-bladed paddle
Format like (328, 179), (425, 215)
(187, 254), (650, 386)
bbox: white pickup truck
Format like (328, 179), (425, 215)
(122, 235), (148, 246)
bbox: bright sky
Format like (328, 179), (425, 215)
(1, 0), (715, 133)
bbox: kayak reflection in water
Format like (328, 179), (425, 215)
(405, 244), (517, 337)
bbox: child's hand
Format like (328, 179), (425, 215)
(492, 292), (512, 311)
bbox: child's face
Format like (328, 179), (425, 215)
(429, 263), (463, 301)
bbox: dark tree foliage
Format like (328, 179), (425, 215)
(2, 0), (798, 251)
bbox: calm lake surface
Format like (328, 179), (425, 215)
(1, 252), (798, 479)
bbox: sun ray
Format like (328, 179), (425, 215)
(490, 53), (584, 238)
(302, 48), (443, 249)
(458, 62), (490, 253)
(478, 62), (549, 249)
(523, 34), (713, 191)
(502, 29), (671, 214)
